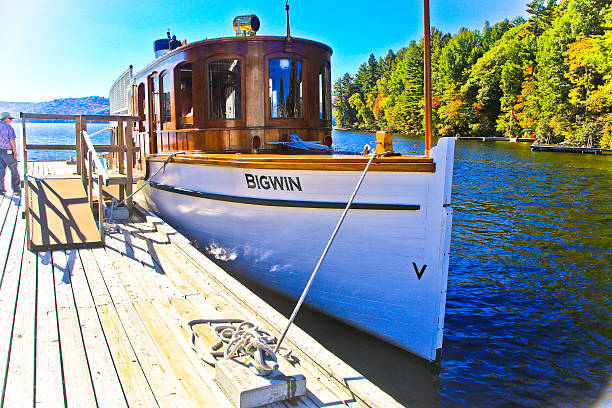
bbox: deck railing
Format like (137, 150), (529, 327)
(20, 112), (139, 241)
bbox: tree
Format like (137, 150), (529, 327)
(333, 74), (358, 127)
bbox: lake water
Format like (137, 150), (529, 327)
(12, 124), (612, 407)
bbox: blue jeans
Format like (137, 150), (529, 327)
(0, 150), (20, 192)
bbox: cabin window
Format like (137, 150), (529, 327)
(176, 63), (193, 128)
(209, 59), (241, 120)
(137, 83), (146, 131)
(319, 64), (330, 120)
(160, 72), (172, 128)
(269, 59), (302, 118)
(148, 74), (158, 127)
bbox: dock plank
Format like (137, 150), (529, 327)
(132, 300), (225, 408)
(51, 250), (98, 408)
(2, 235), (38, 408)
(0, 196), (24, 403)
(69, 249), (128, 408)
(96, 304), (160, 408)
(91, 245), (196, 407)
(104, 230), (226, 408)
(0, 195), (21, 282)
(34, 251), (65, 408)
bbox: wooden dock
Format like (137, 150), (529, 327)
(0, 161), (400, 408)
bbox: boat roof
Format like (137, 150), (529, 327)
(133, 36), (333, 81)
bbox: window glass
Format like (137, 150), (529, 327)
(138, 83), (146, 131)
(269, 59), (302, 118)
(161, 73), (172, 126)
(319, 64), (330, 120)
(177, 63), (193, 128)
(209, 59), (241, 119)
(148, 75), (158, 126)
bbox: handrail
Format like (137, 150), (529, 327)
(20, 112), (139, 122)
(82, 130), (109, 185)
(25, 144), (127, 152)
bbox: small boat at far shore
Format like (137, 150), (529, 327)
(531, 143), (612, 154)
(109, 7), (454, 362)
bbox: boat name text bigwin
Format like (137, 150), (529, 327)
(245, 173), (303, 191)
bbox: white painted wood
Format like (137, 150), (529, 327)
(140, 138), (456, 361)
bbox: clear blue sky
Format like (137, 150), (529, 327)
(1, 0), (528, 102)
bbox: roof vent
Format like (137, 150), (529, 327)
(233, 15), (260, 37)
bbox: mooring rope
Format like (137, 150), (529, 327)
(188, 318), (293, 376)
(274, 151), (382, 354)
(105, 151), (185, 224)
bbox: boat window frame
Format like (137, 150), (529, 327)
(159, 70), (173, 130)
(266, 56), (305, 120)
(318, 62), (331, 122)
(204, 55), (246, 128)
(147, 72), (159, 153)
(137, 82), (146, 132)
(175, 62), (194, 129)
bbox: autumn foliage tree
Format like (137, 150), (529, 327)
(332, 0), (612, 147)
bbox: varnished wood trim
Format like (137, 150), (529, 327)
(147, 154), (436, 172)
(150, 181), (421, 210)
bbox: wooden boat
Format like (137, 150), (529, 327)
(109, 10), (455, 362)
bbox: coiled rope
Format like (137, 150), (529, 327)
(188, 318), (293, 376)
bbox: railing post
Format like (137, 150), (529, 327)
(75, 116), (82, 174)
(21, 114), (30, 249)
(118, 121), (125, 174)
(125, 120), (134, 210)
(88, 151), (94, 210)
(117, 121), (125, 202)
(80, 116), (88, 188)
(110, 128), (116, 170)
(98, 174), (105, 243)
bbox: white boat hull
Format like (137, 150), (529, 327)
(141, 138), (455, 361)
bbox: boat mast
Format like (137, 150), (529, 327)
(423, 0), (433, 155)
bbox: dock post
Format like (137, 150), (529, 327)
(125, 121), (134, 210)
(21, 114), (28, 185)
(75, 116), (81, 174)
(98, 174), (105, 243)
(80, 116), (88, 188)
(117, 122), (125, 202)
(88, 151), (94, 210)
(21, 113), (30, 250)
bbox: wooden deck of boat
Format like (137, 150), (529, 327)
(0, 161), (400, 408)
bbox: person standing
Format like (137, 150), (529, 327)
(0, 112), (21, 195)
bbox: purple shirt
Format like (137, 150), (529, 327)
(0, 121), (16, 150)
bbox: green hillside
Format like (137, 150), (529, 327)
(0, 97), (109, 122)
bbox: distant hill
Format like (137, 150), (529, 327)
(0, 97), (109, 122)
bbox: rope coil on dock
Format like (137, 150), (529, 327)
(188, 318), (294, 376)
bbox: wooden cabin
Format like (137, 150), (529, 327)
(110, 17), (333, 157)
